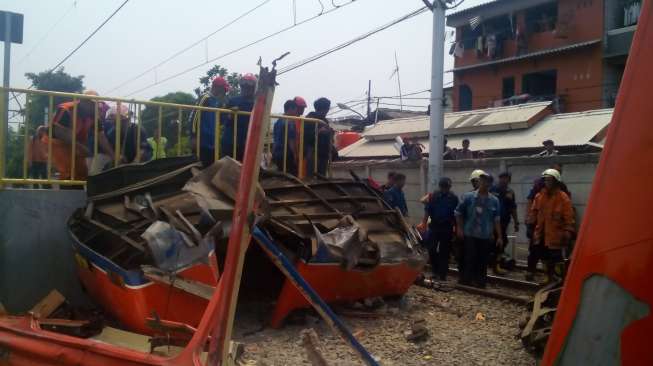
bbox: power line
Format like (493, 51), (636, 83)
(124, 0), (359, 97)
(277, 6), (429, 75)
(107, 0), (272, 94)
(47, 0), (131, 73)
(16, 1), (78, 66)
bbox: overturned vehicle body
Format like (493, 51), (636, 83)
(68, 157), (427, 333)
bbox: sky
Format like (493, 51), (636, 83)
(2, 0), (487, 117)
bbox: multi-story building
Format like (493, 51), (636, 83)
(446, 0), (642, 112)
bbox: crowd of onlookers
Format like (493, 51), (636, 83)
(379, 162), (574, 288)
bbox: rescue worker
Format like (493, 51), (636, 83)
(50, 98), (114, 181)
(105, 104), (149, 164)
(381, 171), (396, 192)
(272, 99), (299, 175)
(527, 169), (575, 282)
(420, 177), (459, 281)
(455, 170), (503, 288)
(222, 73), (257, 161)
(383, 173), (408, 216)
(305, 97), (334, 176)
(294, 96), (307, 117)
(469, 169), (485, 190)
(190, 76), (229, 167)
(147, 127), (168, 160)
(490, 171), (519, 274)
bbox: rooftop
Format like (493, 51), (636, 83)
(447, 0), (555, 27)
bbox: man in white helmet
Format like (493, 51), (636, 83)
(527, 168), (575, 282)
(455, 170), (503, 288)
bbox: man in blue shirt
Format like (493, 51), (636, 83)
(421, 177), (459, 280)
(304, 98), (334, 176)
(384, 173), (408, 216)
(273, 100), (299, 175)
(190, 76), (229, 167)
(221, 73), (257, 161)
(455, 170), (503, 288)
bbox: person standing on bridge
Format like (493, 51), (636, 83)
(190, 76), (229, 167)
(50, 98), (114, 181)
(221, 73), (257, 161)
(272, 99), (299, 175)
(304, 97), (335, 176)
(455, 170), (503, 288)
(527, 169), (575, 282)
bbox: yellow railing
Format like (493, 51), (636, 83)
(0, 87), (327, 188)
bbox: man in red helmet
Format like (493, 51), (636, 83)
(190, 76), (229, 166)
(293, 96), (307, 116)
(222, 73), (257, 161)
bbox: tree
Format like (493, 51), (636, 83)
(140, 92), (197, 156)
(193, 65), (243, 99)
(24, 67), (85, 128)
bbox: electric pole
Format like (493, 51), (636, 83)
(426, 0), (446, 191)
(366, 79), (371, 120)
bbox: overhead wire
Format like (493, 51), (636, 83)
(47, 0), (131, 73)
(123, 0), (359, 97)
(16, 1), (78, 66)
(277, 6), (429, 75)
(107, 0), (272, 94)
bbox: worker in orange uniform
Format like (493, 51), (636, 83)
(527, 168), (575, 282)
(50, 98), (114, 181)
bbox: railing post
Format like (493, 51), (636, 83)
(298, 119), (304, 179)
(46, 95), (53, 180)
(314, 121), (318, 175)
(157, 106), (163, 159)
(114, 101), (122, 167)
(232, 111), (237, 159)
(136, 104), (142, 162)
(214, 111), (221, 163)
(22, 94), (29, 179)
(71, 98), (78, 181)
(0, 87), (6, 182)
(93, 100), (99, 157)
(177, 108), (182, 156)
(283, 118), (288, 173)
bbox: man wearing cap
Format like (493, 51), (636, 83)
(527, 168), (575, 282)
(490, 171), (519, 274)
(222, 73), (257, 161)
(536, 139), (559, 157)
(421, 177), (459, 281)
(190, 76), (229, 166)
(304, 97), (335, 176)
(455, 170), (503, 288)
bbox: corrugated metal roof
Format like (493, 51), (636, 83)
(447, 0), (555, 27)
(339, 109), (613, 158)
(450, 40), (602, 73)
(362, 101), (552, 141)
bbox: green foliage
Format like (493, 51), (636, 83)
(24, 67), (85, 129)
(5, 126), (27, 179)
(193, 64), (243, 99)
(140, 91), (196, 155)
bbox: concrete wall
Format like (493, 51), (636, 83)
(332, 153), (600, 247)
(0, 189), (88, 313)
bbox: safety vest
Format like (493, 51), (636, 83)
(147, 137), (167, 159)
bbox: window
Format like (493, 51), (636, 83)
(459, 85), (473, 111)
(525, 2), (558, 33)
(459, 14), (515, 51)
(522, 70), (557, 98)
(502, 77), (515, 99)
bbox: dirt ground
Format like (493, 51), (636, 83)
(233, 283), (537, 366)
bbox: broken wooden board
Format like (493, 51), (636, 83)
(30, 290), (65, 319)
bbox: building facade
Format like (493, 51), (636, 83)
(446, 0), (641, 112)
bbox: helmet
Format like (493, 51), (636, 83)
(211, 76), (229, 91)
(469, 169), (487, 181)
(542, 168), (561, 182)
(83, 89), (99, 96)
(294, 96), (307, 108)
(240, 73), (258, 86)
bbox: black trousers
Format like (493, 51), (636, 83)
(462, 237), (493, 288)
(29, 162), (47, 179)
(273, 153), (298, 176)
(428, 228), (453, 280)
(199, 147), (215, 167)
(527, 244), (563, 273)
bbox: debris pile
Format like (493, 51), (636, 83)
(68, 156), (427, 334)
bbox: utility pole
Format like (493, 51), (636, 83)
(426, 0), (446, 191)
(366, 79), (371, 120)
(394, 51), (403, 111)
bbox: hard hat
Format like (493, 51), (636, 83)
(542, 168), (561, 182)
(469, 169), (487, 181)
(83, 90), (99, 96)
(294, 96), (307, 108)
(240, 73), (258, 85)
(211, 76), (229, 91)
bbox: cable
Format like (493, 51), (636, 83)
(107, 0), (272, 94)
(277, 6), (428, 75)
(16, 1), (77, 66)
(47, 0), (131, 73)
(124, 0), (359, 97)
